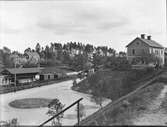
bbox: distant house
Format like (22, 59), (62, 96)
(39, 67), (67, 81)
(165, 48), (167, 66)
(126, 34), (165, 66)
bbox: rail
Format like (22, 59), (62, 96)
(38, 98), (83, 127)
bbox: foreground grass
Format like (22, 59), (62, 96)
(98, 82), (165, 125)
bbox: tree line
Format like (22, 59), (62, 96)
(0, 42), (126, 70)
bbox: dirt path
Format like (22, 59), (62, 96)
(133, 85), (167, 125)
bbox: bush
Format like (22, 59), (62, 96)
(105, 57), (131, 71)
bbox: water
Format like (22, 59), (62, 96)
(0, 79), (110, 125)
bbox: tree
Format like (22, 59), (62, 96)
(1, 48), (13, 68)
(35, 43), (41, 54)
(108, 48), (116, 57)
(24, 47), (32, 53)
(85, 44), (94, 54)
(119, 51), (126, 57)
(73, 79), (77, 87)
(3, 46), (11, 54)
(72, 54), (88, 71)
(93, 54), (107, 67)
(46, 98), (65, 126)
(100, 46), (108, 56)
(105, 57), (131, 70)
(91, 79), (106, 108)
(75, 103), (86, 120)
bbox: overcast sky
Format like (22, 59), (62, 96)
(0, 0), (166, 53)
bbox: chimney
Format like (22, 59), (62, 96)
(147, 35), (151, 40)
(141, 34), (145, 39)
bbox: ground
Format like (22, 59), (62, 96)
(132, 83), (167, 125)
(0, 79), (110, 125)
(105, 82), (167, 125)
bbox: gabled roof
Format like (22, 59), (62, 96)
(126, 37), (164, 48)
(3, 67), (43, 74)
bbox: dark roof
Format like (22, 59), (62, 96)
(3, 67), (43, 74)
(126, 37), (164, 48)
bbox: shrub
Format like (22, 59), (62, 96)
(105, 57), (131, 71)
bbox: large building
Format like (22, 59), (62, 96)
(165, 48), (167, 66)
(1, 68), (42, 85)
(0, 66), (69, 85)
(126, 34), (165, 66)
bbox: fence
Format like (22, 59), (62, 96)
(38, 98), (83, 127)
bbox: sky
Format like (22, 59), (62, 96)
(0, 0), (166, 53)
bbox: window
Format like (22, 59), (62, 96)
(142, 49), (145, 53)
(161, 50), (163, 55)
(132, 49), (135, 55)
(136, 42), (140, 45)
(155, 50), (158, 55)
(48, 75), (50, 80)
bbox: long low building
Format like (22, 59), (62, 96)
(0, 67), (68, 85)
(1, 67), (42, 85)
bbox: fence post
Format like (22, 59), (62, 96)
(77, 102), (80, 126)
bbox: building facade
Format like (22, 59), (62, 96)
(126, 34), (165, 66)
(1, 68), (42, 85)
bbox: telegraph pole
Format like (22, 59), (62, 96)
(14, 61), (16, 92)
(14, 56), (18, 92)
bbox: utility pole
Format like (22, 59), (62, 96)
(14, 61), (16, 92)
(14, 56), (18, 92)
(77, 102), (80, 126)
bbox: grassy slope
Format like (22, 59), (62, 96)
(72, 68), (156, 101)
(94, 82), (166, 125)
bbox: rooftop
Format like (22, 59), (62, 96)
(139, 37), (164, 48)
(126, 34), (164, 48)
(3, 67), (43, 74)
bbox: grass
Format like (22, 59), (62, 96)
(9, 98), (52, 109)
(95, 82), (165, 125)
(160, 90), (167, 113)
(72, 68), (157, 101)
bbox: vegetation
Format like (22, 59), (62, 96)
(46, 98), (65, 126)
(73, 67), (156, 101)
(73, 79), (77, 87)
(0, 42), (124, 71)
(89, 82), (165, 125)
(131, 53), (162, 66)
(0, 118), (19, 127)
(91, 79), (106, 108)
(104, 56), (131, 71)
(9, 98), (52, 109)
